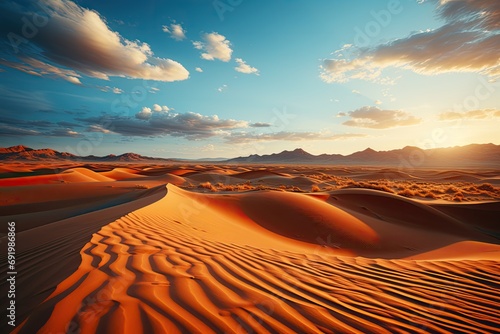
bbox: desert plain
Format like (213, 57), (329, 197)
(1, 162), (499, 334)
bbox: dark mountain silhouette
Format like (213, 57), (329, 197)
(227, 143), (500, 167)
(0, 146), (171, 162)
(1, 144), (499, 167)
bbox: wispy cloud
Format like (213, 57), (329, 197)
(250, 122), (271, 128)
(438, 108), (500, 120)
(193, 32), (233, 62)
(98, 86), (123, 94)
(0, 0), (189, 83)
(87, 124), (114, 134)
(320, 0), (500, 83)
(225, 131), (366, 143)
(0, 57), (81, 84)
(162, 23), (186, 41)
(46, 128), (80, 137)
(342, 106), (421, 129)
(0, 115), (81, 137)
(235, 58), (259, 75)
(0, 86), (52, 113)
(0, 124), (40, 136)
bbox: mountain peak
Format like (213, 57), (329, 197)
(277, 148), (313, 157)
(292, 148), (309, 154)
(0, 145), (33, 153)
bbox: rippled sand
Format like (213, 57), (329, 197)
(1, 164), (499, 333)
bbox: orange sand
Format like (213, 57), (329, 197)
(1, 163), (499, 333)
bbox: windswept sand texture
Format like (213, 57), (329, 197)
(1, 163), (500, 333)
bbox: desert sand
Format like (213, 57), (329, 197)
(1, 163), (499, 333)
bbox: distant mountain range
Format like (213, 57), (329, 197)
(0, 145), (171, 162)
(227, 144), (500, 168)
(1, 144), (499, 167)
(227, 144), (500, 167)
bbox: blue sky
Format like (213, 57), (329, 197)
(0, 0), (499, 158)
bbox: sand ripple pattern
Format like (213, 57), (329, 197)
(15, 192), (500, 334)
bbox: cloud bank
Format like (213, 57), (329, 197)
(0, 0), (189, 83)
(80, 110), (248, 140)
(320, 0), (500, 83)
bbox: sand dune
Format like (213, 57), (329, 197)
(141, 167), (198, 176)
(233, 170), (292, 179)
(0, 168), (111, 186)
(1, 164), (499, 333)
(184, 172), (243, 184)
(101, 168), (144, 180)
(10, 184), (500, 333)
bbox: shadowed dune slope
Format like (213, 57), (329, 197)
(327, 189), (480, 237)
(101, 168), (144, 180)
(0, 168), (110, 186)
(0, 186), (167, 334)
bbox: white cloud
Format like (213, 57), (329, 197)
(47, 128), (80, 137)
(136, 107), (152, 120)
(152, 104), (170, 112)
(0, 0), (189, 82)
(112, 87), (123, 94)
(217, 84), (227, 92)
(65, 76), (82, 85)
(137, 104), (171, 119)
(320, 0), (500, 83)
(234, 58), (259, 75)
(195, 67), (203, 72)
(193, 32), (233, 62)
(87, 124), (114, 134)
(162, 23), (186, 41)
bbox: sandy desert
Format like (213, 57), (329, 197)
(2, 0), (500, 333)
(1, 162), (499, 333)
